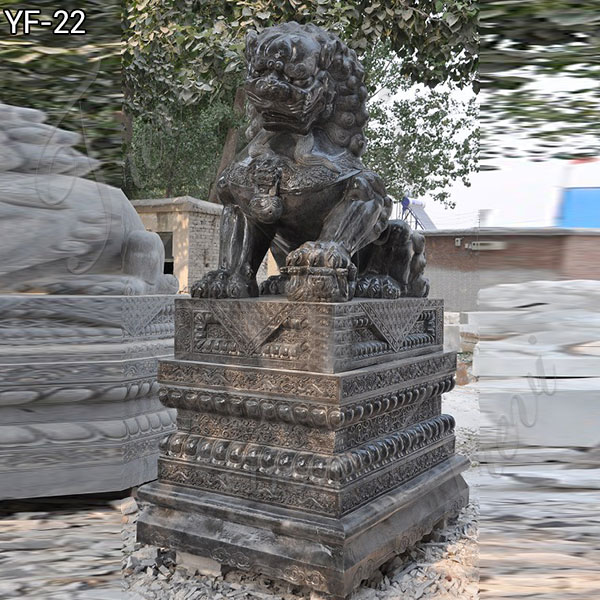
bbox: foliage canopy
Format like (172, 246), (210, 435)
(480, 0), (600, 162)
(0, 0), (122, 185)
(364, 45), (477, 208)
(124, 0), (478, 117)
(124, 1), (478, 206)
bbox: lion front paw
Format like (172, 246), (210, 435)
(284, 241), (356, 302)
(355, 275), (402, 299)
(191, 269), (257, 299)
(286, 241), (352, 271)
(259, 274), (288, 296)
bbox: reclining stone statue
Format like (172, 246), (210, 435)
(0, 102), (178, 295)
(192, 21), (429, 302)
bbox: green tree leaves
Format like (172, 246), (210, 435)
(0, 0), (122, 185)
(124, 0), (478, 118)
(481, 0), (600, 162)
(124, 101), (241, 199)
(364, 44), (477, 208)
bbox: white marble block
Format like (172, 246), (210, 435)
(473, 280), (600, 378)
(479, 377), (600, 449)
(0, 295), (178, 499)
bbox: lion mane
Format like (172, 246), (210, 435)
(245, 22), (369, 157)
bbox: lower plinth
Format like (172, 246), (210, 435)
(137, 454), (469, 599)
(0, 294), (177, 499)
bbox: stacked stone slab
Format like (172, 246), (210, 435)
(0, 295), (177, 500)
(137, 296), (469, 599)
(473, 280), (600, 454)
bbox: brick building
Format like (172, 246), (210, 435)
(131, 197), (222, 293)
(424, 228), (600, 311)
(132, 196), (268, 293)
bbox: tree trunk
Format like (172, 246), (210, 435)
(120, 108), (133, 146)
(208, 86), (246, 203)
(165, 117), (184, 198)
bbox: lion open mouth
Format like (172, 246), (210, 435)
(246, 83), (325, 132)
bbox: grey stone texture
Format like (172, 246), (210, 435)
(0, 294), (178, 499)
(472, 279), (600, 377)
(173, 296), (444, 373)
(479, 378), (600, 449)
(137, 296), (469, 599)
(469, 279), (600, 481)
(0, 102), (178, 295)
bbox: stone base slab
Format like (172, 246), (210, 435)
(174, 297), (443, 373)
(0, 294), (178, 499)
(0, 397), (176, 500)
(137, 455), (469, 599)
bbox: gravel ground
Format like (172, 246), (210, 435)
(0, 387), (480, 600)
(0, 495), (123, 600)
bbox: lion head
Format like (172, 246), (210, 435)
(244, 22), (369, 156)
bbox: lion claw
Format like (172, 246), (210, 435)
(191, 270), (257, 299)
(355, 275), (402, 299)
(285, 241), (357, 302)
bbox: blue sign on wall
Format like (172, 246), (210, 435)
(557, 187), (600, 227)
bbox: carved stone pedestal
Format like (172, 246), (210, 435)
(137, 297), (469, 599)
(0, 295), (177, 499)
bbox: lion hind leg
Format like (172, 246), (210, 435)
(355, 220), (411, 299)
(407, 230), (430, 297)
(355, 220), (429, 299)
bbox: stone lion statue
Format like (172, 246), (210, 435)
(192, 22), (428, 302)
(0, 102), (178, 295)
